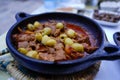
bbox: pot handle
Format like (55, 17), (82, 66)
(84, 42), (120, 62)
(113, 32), (120, 46)
(99, 42), (120, 60)
(15, 12), (31, 22)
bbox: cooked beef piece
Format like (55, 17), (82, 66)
(54, 43), (64, 50)
(29, 34), (35, 41)
(39, 53), (55, 61)
(17, 34), (29, 41)
(29, 41), (37, 50)
(49, 26), (56, 35)
(82, 43), (89, 48)
(25, 47), (32, 51)
(37, 45), (48, 52)
(54, 37), (61, 43)
(70, 52), (84, 59)
(77, 36), (91, 45)
(53, 29), (61, 37)
(48, 47), (55, 54)
(35, 43), (40, 50)
(85, 46), (98, 54)
(82, 43), (98, 53)
(29, 41), (36, 47)
(54, 49), (66, 61)
(12, 34), (19, 43)
(39, 45), (66, 61)
(16, 33), (35, 42)
(18, 41), (29, 48)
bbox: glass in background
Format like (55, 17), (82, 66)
(44, 0), (57, 10)
(43, 0), (86, 10)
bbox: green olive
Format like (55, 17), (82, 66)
(46, 39), (57, 47)
(42, 27), (52, 35)
(18, 48), (28, 54)
(35, 54), (40, 59)
(35, 33), (42, 41)
(34, 21), (42, 28)
(72, 43), (84, 52)
(56, 22), (64, 29)
(26, 51), (38, 58)
(64, 38), (73, 45)
(41, 35), (50, 45)
(60, 33), (67, 39)
(27, 23), (35, 31)
(67, 29), (76, 38)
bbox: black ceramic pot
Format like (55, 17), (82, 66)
(6, 12), (120, 75)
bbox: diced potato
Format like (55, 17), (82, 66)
(56, 22), (64, 29)
(46, 39), (57, 47)
(41, 35), (50, 45)
(18, 48), (28, 54)
(42, 27), (52, 35)
(64, 38), (73, 45)
(72, 43), (84, 52)
(26, 51), (38, 58)
(27, 23), (35, 31)
(34, 21), (42, 28)
(67, 29), (76, 38)
(35, 33), (42, 41)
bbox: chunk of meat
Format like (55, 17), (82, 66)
(29, 34), (35, 41)
(29, 41), (36, 47)
(12, 34), (18, 42)
(77, 36), (90, 45)
(82, 43), (98, 53)
(49, 26), (56, 35)
(37, 45), (48, 52)
(70, 52), (84, 59)
(39, 53), (54, 61)
(53, 29), (61, 37)
(85, 46), (98, 54)
(29, 41), (37, 50)
(35, 43), (40, 50)
(54, 49), (66, 61)
(16, 33), (35, 41)
(18, 41), (29, 48)
(18, 34), (30, 41)
(48, 47), (55, 54)
(54, 43), (64, 50)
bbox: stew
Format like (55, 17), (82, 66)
(12, 20), (98, 61)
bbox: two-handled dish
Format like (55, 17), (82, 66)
(6, 12), (120, 75)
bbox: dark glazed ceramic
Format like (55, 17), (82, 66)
(113, 32), (120, 46)
(6, 12), (120, 75)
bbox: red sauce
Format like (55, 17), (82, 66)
(66, 23), (88, 36)
(66, 23), (97, 46)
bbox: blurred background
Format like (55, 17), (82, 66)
(0, 0), (120, 35)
